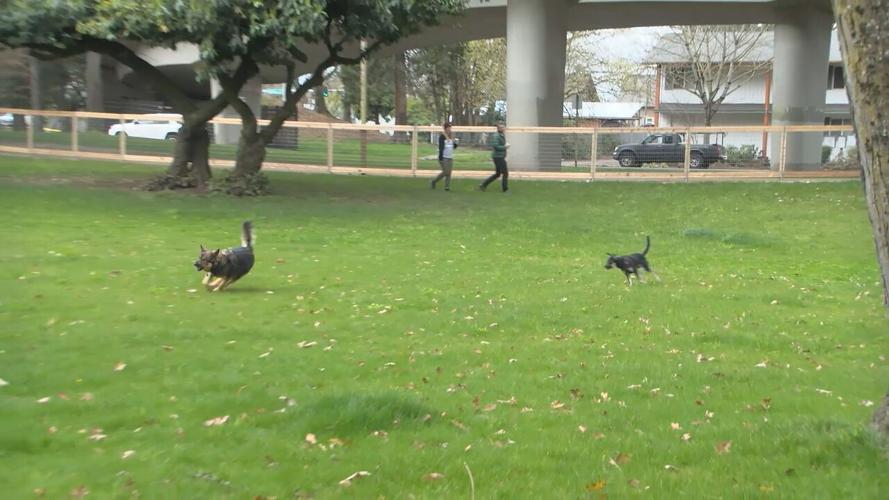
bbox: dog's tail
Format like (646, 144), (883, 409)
(642, 235), (650, 255)
(241, 221), (254, 248)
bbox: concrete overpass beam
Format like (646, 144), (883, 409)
(771, 6), (833, 170)
(211, 76), (263, 145)
(506, 0), (568, 171)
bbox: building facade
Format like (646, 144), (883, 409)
(648, 29), (854, 163)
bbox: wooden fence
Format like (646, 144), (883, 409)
(0, 107), (861, 182)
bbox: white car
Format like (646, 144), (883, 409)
(108, 114), (182, 140)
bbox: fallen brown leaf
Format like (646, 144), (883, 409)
(423, 472), (445, 481)
(586, 480), (606, 491)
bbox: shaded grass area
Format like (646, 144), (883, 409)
(0, 156), (887, 498)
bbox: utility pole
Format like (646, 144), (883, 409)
(360, 40), (368, 123)
(359, 40), (368, 166)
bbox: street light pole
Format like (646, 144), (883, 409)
(359, 39), (368, 166)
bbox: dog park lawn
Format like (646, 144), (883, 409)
(1, 155), (887, 498)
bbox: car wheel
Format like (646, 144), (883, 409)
(618, 152), (638, 168)
(690, 152), (705, 169)
(115, 131), (127, 137)
(165, 132), (179, 141)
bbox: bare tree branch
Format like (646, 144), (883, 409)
(660, 25), (772, 125)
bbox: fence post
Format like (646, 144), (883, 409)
(411, 126), (419, 177)
(26, 114), (34, 152)
(590, 129), (598, 180)
(779, 127), (788, 181)
(71, 115), (79, 153)
(683, 128), (691, 182)
(326, 125), (333, 173)
(118, 116), (126, 157)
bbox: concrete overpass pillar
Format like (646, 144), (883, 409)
(771, 7), (833, 170)
(506, 0), (567, 171)
(211, 76), (263, 145)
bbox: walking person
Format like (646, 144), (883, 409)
(480, 122), (509, 192)
(431, 122), (458, 191)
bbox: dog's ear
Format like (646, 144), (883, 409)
(211, 249), (220, 258)
(200, 244), (206, 252)
(606, 253), (614, 257)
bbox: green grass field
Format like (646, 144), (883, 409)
(0, 128), (659, 174)
(0, 129), (495, 171)
(1, 156), (887, 498)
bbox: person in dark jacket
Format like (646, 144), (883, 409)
(480, 122), (509, 192)
(432, 122), (458, 190)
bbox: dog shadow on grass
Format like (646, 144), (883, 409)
(298, 393), (436, 437)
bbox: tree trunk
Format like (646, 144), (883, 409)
(162, 121), (212, 189)
(393, 51), (408, 143)
(12, 114), (26, 131)
(834, 0), (889, 307)
(394, 52), (407, 124)
(28, 55), (43, 132)
(232, 130), (267, 178)
(85, 52), (104, 131)
(833, 0), (889, 438)
(316, 88), (329, 116)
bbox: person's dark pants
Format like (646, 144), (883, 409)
(481, 157), (509, 192)
(432, 158), (453, 189)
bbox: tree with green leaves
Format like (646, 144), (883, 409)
(340, 56), (396, 124)
(0, 0), (259, 189)
(0, 49), (30, 130)
(208, 0), (465, 189)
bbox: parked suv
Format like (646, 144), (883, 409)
(612, 133), (726, 169)
(108, 114), (181, 140)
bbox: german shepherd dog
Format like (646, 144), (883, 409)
(605, 236), (660, 285)
(194, 221), (254, 292)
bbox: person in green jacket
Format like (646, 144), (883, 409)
(480, 123), (509, 192)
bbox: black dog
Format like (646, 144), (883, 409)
(194, 221), (255, 292)
(605, 236), (659, 285)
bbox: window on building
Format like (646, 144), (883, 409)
(824, 117), (851, 137)
(828, 65), (845, 89)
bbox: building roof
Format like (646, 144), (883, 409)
(644, 29), (842, 64)
(563, 101), (643, 119)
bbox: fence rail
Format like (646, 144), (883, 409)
(0, 107), (861, 182)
